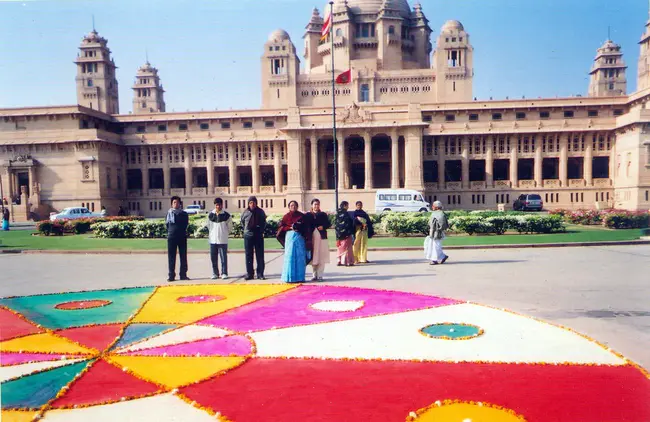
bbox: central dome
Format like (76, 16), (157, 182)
(326, 0), (412, 18)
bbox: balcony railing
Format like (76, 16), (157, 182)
(569, 179), (586, 187)
(445, 182), (462, 191)
(170, 188), (185, 196)
(127, 189), (141, 197)
(593, 178), (613, 187)
(259, 186), (275, 194)
(519, 180), (536, 188)
(191, 187), (208, 196)
(148, 189), (163, 197)
(237, 186), (252, 194)
(470, 181), (486, 190)
(495, 180), (512, 188)
(215, 187), (230, 194)
(543, 180), (560, 188)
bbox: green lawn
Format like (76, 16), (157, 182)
(0, 225), (643, 252)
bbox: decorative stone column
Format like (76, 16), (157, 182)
(183, 145), (192, 195)
(319, 141), (327, 190)
(228, 143), (238, 194)
(162, 147), (170, 196)
(285, 132), (305, 194)
(534, 135), (543, 187)
(404, 127), (424, 191)
(437, 137), (445, 189)
(559, 133), (569, 187)
(311, 137), (319, 190)
(141, 147), (149, 196)
(486, 135), (494, 187)
(206, 144), (214, 195)
(274, 141), (283, 193)
(364, 132), (373, 189)
(584, 137), (593, 186)
(251, 143), (260, 194)
(391, 130), (399, 189)
(461, 136), (470, 189)
(509, 135), (518, 188)
(338, 135), (347, 190)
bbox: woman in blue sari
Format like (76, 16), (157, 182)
(277, 201), (308, 283)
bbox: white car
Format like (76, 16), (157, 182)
(375, 189), (431, 213)
(50, 207), (101, 221)
(184, 204), (205, 215)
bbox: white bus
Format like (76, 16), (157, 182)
(374, 189), (430, 213)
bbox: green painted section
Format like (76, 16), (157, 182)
(1, 360), (91, 409)
(421, 323), (481, 339)
(111, 323), (178, 350)
(0, 288), (155, 330)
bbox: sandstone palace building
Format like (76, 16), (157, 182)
(2, 0), (650, 220)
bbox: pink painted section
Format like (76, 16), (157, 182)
(122, 335), (252, 357)
(0, 352), (68, 366)
(177, 295), (225, 304)
(199, 286), (459, 333)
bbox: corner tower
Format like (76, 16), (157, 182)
(588, 39), (627, 97)
(303, 8), (324, 73)
(74, 30), (119, 114)
(132, 62), (166, 114)
(433, 20), (473, 102)
(261, 29), (300, 108)
(638, 10), (650, 91)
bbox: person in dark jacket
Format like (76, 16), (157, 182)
(335, 201), (355, 266)
(240, 196), (267, 280)
(166, 196), (190, 282)
(302, 198), (331, 281)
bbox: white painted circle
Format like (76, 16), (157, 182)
(310, 300), (365, 312)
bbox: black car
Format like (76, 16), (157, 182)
(513, 194), (544, 211)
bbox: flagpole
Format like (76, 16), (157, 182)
(329, 1), (339, 210)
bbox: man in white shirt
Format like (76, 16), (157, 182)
(205, 198), (232, 280)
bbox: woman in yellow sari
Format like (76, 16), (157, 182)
(352, 201), (373, 264)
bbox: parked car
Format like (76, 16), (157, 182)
(513, 194), (544, 211)
(49, 207), (101, 221)
(375, 189), (430, 213)
(184, 204), (205, 215)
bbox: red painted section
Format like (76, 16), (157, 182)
(51, 359), (162, 408)
(55, 324), (124, 351)
(0, 307), (42, 341)
(180, 358), (650, 422)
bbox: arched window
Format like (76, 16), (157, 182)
(335, 28), (343, 37)
(388, 26), (395, 35)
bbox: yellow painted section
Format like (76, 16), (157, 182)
(132, 284), (296, 324)
(107, 355), (247, 388)
(1, 410), (39, 422)
(0, 333), (95, 355)
(415, 402), (525, 421)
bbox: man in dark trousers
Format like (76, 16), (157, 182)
(166, 196), (190, 282)
(240, 196), (267, 280)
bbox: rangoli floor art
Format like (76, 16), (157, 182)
(1, 284), (649, 422)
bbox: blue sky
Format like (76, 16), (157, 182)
(0, 0), (647, 112)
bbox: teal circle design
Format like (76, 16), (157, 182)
(420, 323), (482, 340)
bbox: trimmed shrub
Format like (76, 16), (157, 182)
(601, 211), (649, 229)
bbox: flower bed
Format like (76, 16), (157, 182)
(550, 209), (649, 229)
(36, 216), (145, 236)
(379, 212), (565, 237)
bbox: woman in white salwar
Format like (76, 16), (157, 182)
(426, 201), (449, 265)
(302, 198), (331, 281)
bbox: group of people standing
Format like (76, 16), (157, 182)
(165, 195), (448, 283)
(277, 199), (374, 283)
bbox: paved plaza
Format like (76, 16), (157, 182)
(1, 245), (649, 421)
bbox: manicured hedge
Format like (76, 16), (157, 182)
(550, 209), (649, 229)
(36, 216), (145, 236)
